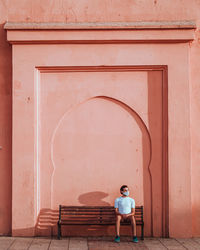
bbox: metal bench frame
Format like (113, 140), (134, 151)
(57, 205), (144, 240)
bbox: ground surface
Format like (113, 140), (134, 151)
(0, 237), (200, 250)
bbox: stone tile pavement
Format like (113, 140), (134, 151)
(1, 236), (200, 250)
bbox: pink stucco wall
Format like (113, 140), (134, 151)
(0, 0), (200, 237)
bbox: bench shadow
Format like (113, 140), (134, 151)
(78, 191), (111, 206)
(35, 208), (58, 236)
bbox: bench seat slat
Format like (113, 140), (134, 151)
(61, 210), (142, 213)
(61, 216), (116, 219)
(61, 209), (115, 212)
(61, 205), (143, 208)
(61, 221), (143, 224)
(61, 213), (115, 215)
(61, 206), (142, 210)
(61, 212), (142, 215)
(61, 215), (142, 219)
(60, 221), (144, 225)
(61, 209), (143, 211)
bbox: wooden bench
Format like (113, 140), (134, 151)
(57, 205), (144, 240)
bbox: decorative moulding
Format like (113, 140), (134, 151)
(4, 21), (196, 30)
(5, 21), (195, 44)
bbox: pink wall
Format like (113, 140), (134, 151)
(190, 28), (200, 237)
(0, 0), (200, 237)
(4, 0), (200, 23)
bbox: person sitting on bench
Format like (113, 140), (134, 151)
(114, 185), (139, 243)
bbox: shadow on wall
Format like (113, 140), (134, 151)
(35, 192), (110, 236)
(35, 209), (58, 236)
(78, 191), (110, 206)
(12, 209), (58, 237)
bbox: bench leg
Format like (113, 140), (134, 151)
(141, 224), (144, 240)
(57, 221), (61, 240)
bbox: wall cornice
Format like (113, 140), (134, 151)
(5, 21), (196, 44)
(4, 21), (196, 30)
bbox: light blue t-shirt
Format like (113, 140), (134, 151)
(114, 196), (135, 215)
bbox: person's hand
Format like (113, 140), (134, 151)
(122, 214), (128, 220)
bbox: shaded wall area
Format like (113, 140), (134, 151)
(0, 3), (12, 235)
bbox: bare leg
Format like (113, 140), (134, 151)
(115, 215), (121, 236)
(130, 215), (137, 237)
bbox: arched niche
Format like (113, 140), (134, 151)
(51, 96), (152, 234)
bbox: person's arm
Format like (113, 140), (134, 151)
(130, 199), (135, 216)
(115, 208), (121, 215)
(114, 199), (121, 216)
(130, 208), (135, 216)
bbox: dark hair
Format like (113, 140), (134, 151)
(120, 185), (128, 193)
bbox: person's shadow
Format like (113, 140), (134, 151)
(78, 191), (110, 206)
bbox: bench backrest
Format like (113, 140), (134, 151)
(59, 205), (143, 225)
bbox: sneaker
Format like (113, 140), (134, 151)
(133, 236), (139, 243)
(114, 235), (120, 243)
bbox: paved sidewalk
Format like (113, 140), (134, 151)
(1, 236), (200, 250)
